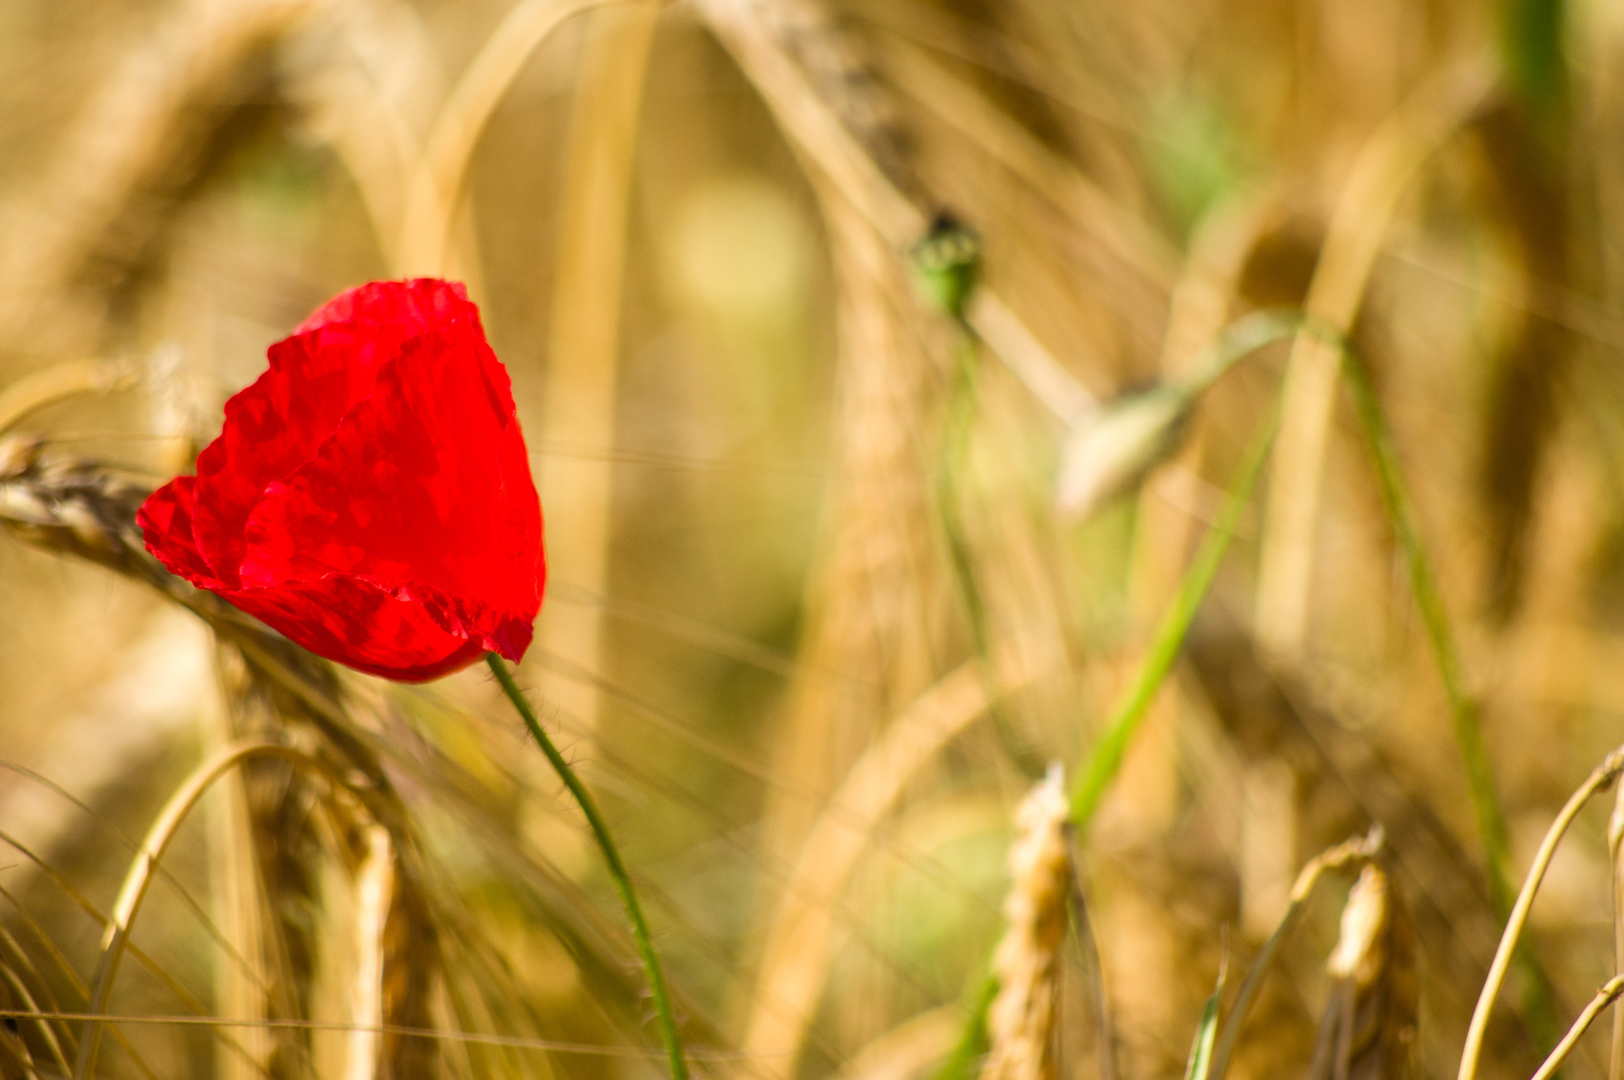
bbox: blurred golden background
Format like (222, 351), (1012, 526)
(1, 0), (1623, 1078)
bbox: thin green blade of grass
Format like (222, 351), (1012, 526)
(1069, 404), (1276, 827)
(921, 217), (1048, 776)
(937, 330), (1044, 777)
(1067, 308), (1302, 826)
(1337, 348), (1513, 910)
(1183, 983), (1222, 1080)
(1337, 342), (1561, 1056)
(931, 971), (998, 1080)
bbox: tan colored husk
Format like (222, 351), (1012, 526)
(1307, 863), (1419, 1080)
(979, 767), (1071, 1080)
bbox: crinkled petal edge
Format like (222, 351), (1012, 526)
(352, 572), (536, 664)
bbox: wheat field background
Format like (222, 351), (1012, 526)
(0, 0), (1622, 1078)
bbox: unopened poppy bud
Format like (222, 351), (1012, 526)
(911, 212), (982, 321)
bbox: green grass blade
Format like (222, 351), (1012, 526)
(1069, 407), (1276, 828)
(1337, 351), (1513, 911)
(1338, 343), (1561, 1056)
(947, 312), (1297, 1075)
(932, 972), (999, 1080)
(1183, 985), (1222, 1080)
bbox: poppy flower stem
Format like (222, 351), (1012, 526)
(486, 653), (690, 1080)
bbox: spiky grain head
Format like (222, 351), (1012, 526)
(981, 767), (1072, 1080)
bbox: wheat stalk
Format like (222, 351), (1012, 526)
(534, 0), (660, 744)
(744, 637), (1059, 1078)
(0, 0), (319, 356)
(1458, 743), (1624, 1080)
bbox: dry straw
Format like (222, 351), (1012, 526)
(70, 740), (347, 1079)
(1458, 743), (1624, 1080)
(396, 0), (614, 277)
(694, 0), (1093, 428)
(1612, 779), (1624, 1080)
(537, 0), (659, 741)
(0, 0), (320, 354)
(1209, 827), (1385, 1080)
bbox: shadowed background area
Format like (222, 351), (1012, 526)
(1, 0), (1624, 1078)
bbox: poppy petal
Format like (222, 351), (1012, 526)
(136, 476), (227, 590)
(221, 575), (491, 681)
(239, 320), (543, 660)
(296, 278), (478, 336)
(190, 281), (482, 587)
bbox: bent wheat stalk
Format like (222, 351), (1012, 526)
(72, 742), (346, 1080)
(396, 0), (615, 275)
(1457, 744), (1624, 1080)
(1612, 780), (1624, 1080)
(1208, 828), (1385, 1080)
(0, 359), (135, 436)
(1531, 976), (1624, 1080)
(744, 637), (1058, 1079)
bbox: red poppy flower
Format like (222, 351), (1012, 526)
(137, 278), (545, 681)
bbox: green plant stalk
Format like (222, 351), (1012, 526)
(932, 970), (999, 1080)
(1339, 357), (1510, 904)
(1181, 308), (1309, 396)
(1183, 981), (1222, 1080)
(1338, 348), (1560, 1054)
(939, 333), (993, 661)
(1064, 310), (1307, 825)
(937, 331), (1044, 776)
(943, 313), (1306, 1071)
(1070, 408), (1277, 827)
(486, 654), (689, 1080)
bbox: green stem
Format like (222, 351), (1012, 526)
(937, 328), (1045, 776)
(1064, 309), (1305, 827)
(938, 332), (993, 660)
(1070, 407), (1277, 827)
(486, 654), (689, 1080)
(933, 971), (999, 1080)
(1337, 348), (1561, 1053)
(1339, 354), (1514, 908)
